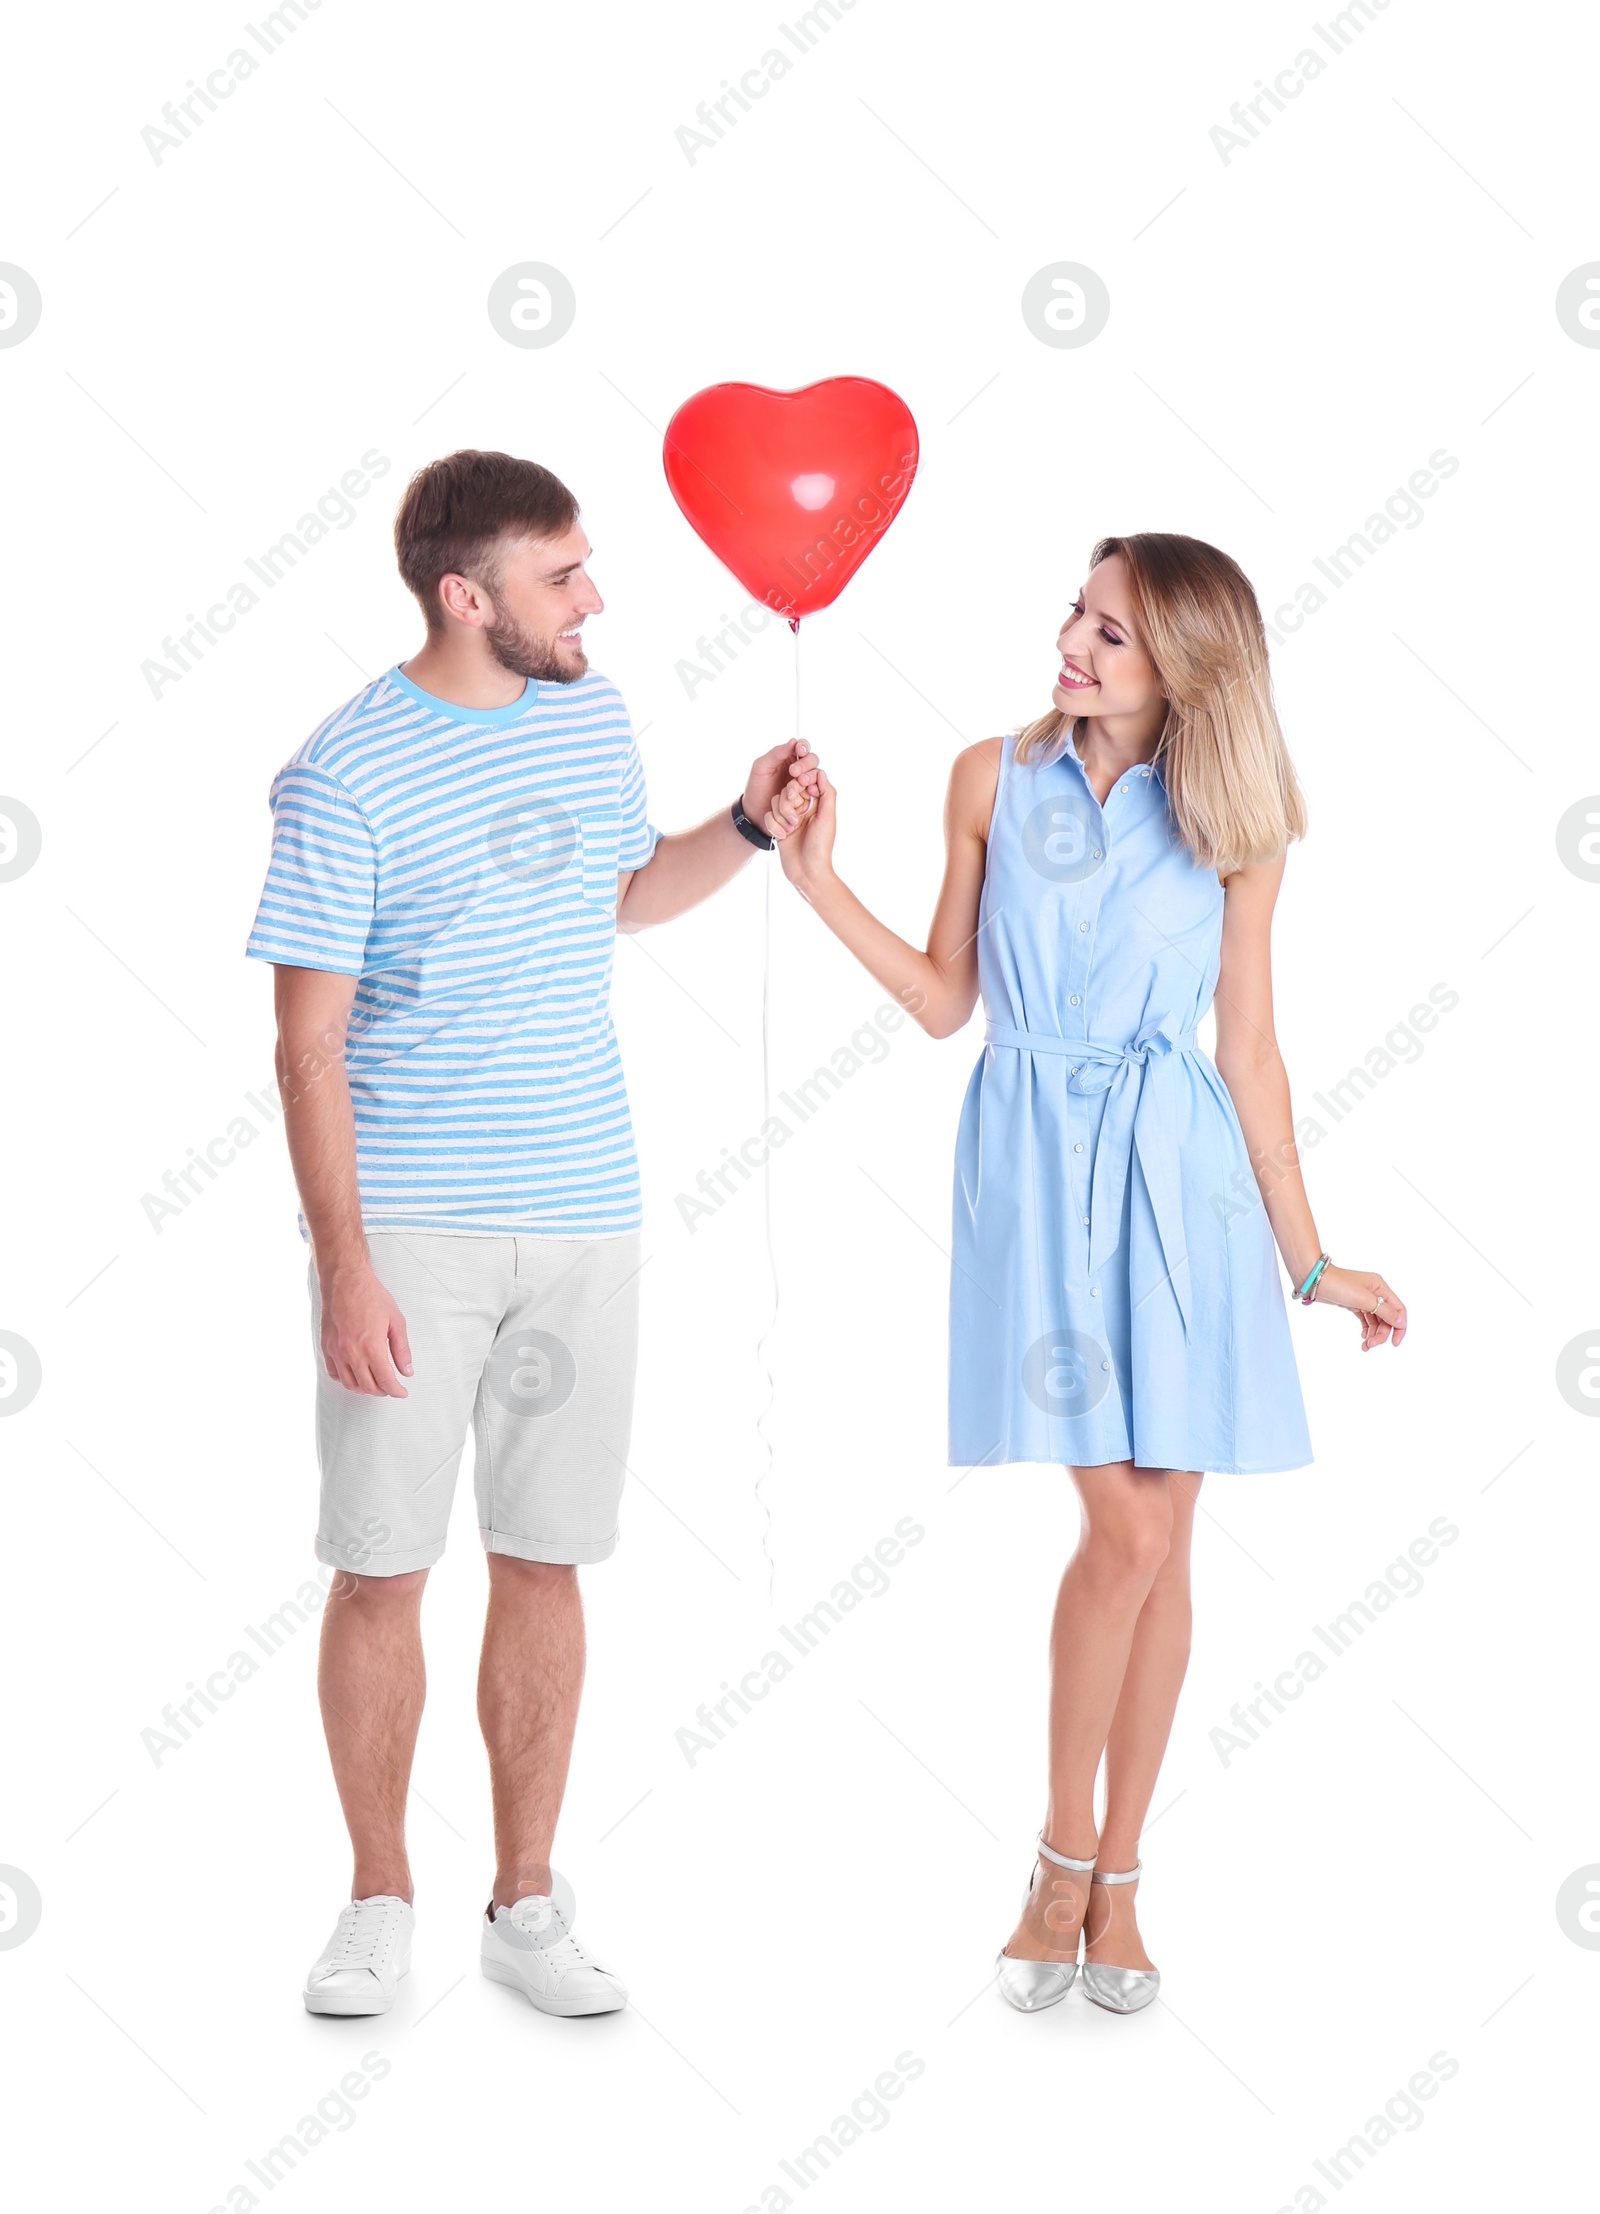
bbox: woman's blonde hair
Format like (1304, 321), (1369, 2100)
(1015, 533), (1307, 874)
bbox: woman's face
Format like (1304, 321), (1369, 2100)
(1051, 555), (1165, 723)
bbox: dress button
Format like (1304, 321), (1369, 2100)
(1092, 848), (1102, 859)
(1090, 1286), (1100, 1298)
(1078, 921), (1089, 933)
(1101, 1359), (1110, 1371)
(1083, 1216), (1091, 1227)
(1119, 784), (1129, 796)
(1073, 1142), (1084, 1154)
(1069, 1065), (1080, 1075)
(1069, 994), (1080, 1006)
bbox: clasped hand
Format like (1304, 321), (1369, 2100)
(758, 742), (836, 895)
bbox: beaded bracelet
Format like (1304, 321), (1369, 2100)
(1295, 1253), (1331, 1304)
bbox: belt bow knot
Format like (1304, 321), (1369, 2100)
(983, 1022), (1199, 1332)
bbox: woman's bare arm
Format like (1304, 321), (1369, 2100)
(1212, 858), (1321, 1283)
(1214, 858), (1406, 1347)
(777, 741), (1000, 1038)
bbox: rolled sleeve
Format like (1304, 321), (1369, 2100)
(245, 762), (376, 975)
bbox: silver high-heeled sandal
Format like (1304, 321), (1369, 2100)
(1078, 1861), (1160, 2014)
(995, 1836), (1097, 2013)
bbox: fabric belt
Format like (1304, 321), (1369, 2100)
(983, 1023), (1201, 1334)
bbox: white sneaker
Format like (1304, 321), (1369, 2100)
(303, 1895), (413, 2016)
(480, 1889), (627, 2017)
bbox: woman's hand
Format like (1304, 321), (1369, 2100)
(770, 765), (837, 897)
(1310, 1264), (1408, 1350)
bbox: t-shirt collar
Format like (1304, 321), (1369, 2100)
(387, 663), (540, 725)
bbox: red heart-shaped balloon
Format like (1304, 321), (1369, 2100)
(663, 378), (919, 624)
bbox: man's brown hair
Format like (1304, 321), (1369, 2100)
(393, 449), (579, 629)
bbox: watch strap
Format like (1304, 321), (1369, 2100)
(731, 796), (775, 851)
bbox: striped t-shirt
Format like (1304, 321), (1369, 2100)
(245, 663), (660, 1235)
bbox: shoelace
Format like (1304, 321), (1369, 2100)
(507, 1903), (589, 1976)
(324, 1902), (396, 1972)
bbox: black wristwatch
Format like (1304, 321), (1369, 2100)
(731, 795), (775, 851)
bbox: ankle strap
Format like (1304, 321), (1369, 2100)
(1091, 1861), (1142, 1885)
(1037, 1833), (1097, 1872)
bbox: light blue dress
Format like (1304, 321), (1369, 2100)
(949, 734), (1312, 1474)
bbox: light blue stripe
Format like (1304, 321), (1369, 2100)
(245, 666), (661, 1234)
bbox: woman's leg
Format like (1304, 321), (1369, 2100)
(1085, 1469), (1202, 1972)
(1005, 1462), (1175, 1962)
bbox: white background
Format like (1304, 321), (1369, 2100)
(2, 0), (1595, 2206)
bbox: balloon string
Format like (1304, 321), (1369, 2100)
(753, 621), (798, 1606)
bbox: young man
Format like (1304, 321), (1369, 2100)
(246, 449), (816, 2019)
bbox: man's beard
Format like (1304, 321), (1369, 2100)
(484, 607), (585, 683)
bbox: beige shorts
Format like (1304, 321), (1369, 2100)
(309, 1231), (641, 1576)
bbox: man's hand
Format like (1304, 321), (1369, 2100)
(743, 739), (821, 830)
(319, 1261), (414, 1397)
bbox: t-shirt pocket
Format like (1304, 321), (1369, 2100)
(578, 806), (622, 910)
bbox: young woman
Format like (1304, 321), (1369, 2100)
(768, 534), (1407, 2015)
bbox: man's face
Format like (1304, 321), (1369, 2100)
(459, 521), (604, 683)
